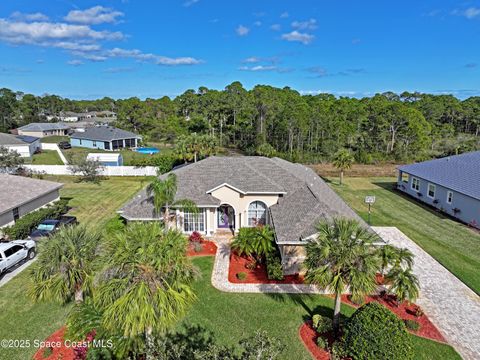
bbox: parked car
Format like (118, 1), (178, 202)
(0, 240), (36, 275)
(29, 216), (78, 240)
(58, 141), (72, 149)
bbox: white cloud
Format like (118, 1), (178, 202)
(243, 57), (261, 63)
(64, 6), (124, 25)
(67, 59), (84, 66)
(236, 25), (250, 36)
(105, 47), (202, 65)
(254, 21), (262, 27)
(280, 12), (289, 18)
(270, 24), (281, 31)
(183, 0), (200, 7)
(10, 11), (49, 22)
(291, 18), (317, 30)
(103, 66), (134, 73)
(281, 30), (314, 44)
(458, 7), (480, 19)
(239, 65), (277, 71)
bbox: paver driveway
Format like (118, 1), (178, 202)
(373, 226), (480, 360)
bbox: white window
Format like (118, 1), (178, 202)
(92, 141), (97, 147)
(401, 173), (409, 183)
(248, 201), (267, 226)
(411, 177), (420, 191)
(427, 183), (436, 198)
(183, 209), (205, 232)
(447, 191), (453, 204)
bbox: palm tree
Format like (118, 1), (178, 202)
(304, 218), (380, 334)
(94, 222), (196, 356)
(231, 225), (275, 264)
(29, 226), (100, 304)
(147, 172), (197, 230)
(385, 266), (420, 305)
(378, 244), (398, 275)
(332, 148), (354, 185)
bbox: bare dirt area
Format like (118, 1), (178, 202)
(309, 163), (400, 178)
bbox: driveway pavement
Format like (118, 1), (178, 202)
(373, 226), (480, 360)
(0, 257), (36, 288)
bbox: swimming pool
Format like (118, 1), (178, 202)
(134, 147), (160, 155)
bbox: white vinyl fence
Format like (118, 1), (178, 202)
(23, 165), (158, 176)
(40, 143), (69, 164)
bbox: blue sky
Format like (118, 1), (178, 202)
(0, 0), (479, 99)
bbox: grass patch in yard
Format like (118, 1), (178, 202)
(25, 150), (63, 165)
(182, 257), (460, 360)
(328, 177), (480, 295)
(40, 135), (69, 143)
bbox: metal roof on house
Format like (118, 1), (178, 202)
(71, 126), (140, 142)
(119, 156), (365, 244)
(398, 151), (480, 200)
(18, 123), (70, 132)
(0, 174), (63, 215)
(0, 133), (39, 145)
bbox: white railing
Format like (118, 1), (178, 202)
(23, 165), (157, 176)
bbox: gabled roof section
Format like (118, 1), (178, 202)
(71, 126), (140, 142)
(18, 123), (70, 131)
(398, 151), (480, 200)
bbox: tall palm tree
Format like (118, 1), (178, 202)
(332, 148), (354, 185)
(147, 172), (197, 230)
(94, 222), (196, 351)
(29, 226), (100, 304)
(304, 218), (380, 333)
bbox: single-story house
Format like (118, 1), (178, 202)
(0, 174), (63, 229)
(0, 133), (40, 157)
(119, 156), (365, 273)
(70, 126), (141, 151)
(397, 151), (480, 228)
(17, 123), (70, 138)
(87, 153), (123, 166)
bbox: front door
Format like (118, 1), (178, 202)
(217, 205), (233, 229)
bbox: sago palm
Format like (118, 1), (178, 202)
(147, 172), (198, 229)
(29, 225), (100, 304)
(304, 218), (380, 334)
(94, 222), (196, 344)
(386, 266), (420, 305)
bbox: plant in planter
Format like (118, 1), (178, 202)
(312, 314), (333, 334)
(193, 241), (203, 253)
(231, 225), (275, 265)
(414, 306), (424, 318)
(316, 336), (328, 350)
(404, 319), (420, 332)
(188, 231), (204, 243)
(236, 272), (247, 281)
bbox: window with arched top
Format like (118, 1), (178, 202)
(248, 201), (267, 226)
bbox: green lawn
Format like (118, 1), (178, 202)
(40, 135), (69, 143)
(328, 177), (480, 295)
(182, 256), (460, 360)
(24, 150), (63, 165)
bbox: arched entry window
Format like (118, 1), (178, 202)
(248, 201), (267, 226)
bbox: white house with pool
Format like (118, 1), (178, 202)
(118, 156), (365, 273)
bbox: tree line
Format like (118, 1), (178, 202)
(2, 84), (480, 163)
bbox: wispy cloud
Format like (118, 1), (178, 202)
(281, 30), (314, 45)
(465, 63), (477, 68)
(291, 18), (317, 30)
(351, 38), (361, 44)
(452, 7), (480, 19)
(64, 6), (124, 25)
(254, 21), (262, 27)
(307, 66), (366, 77)
(239, 65), (277, 71)
(270, 24), (281, 31)
(236, 25), (250, 36)
(67, 59), (84, 66)
(242, 56), (279, 64)
(183, 0), (200, 7)
(280, 12), (289, 19)
(103, 66), (134, 73)
(10, 11), (49, 22)
(105, 48), (202, 65)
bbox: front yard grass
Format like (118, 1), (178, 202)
(328, 177), (480, 295)
(40, 135), (69, 144)
(24, 150), (63, 165)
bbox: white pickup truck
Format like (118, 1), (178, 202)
(0, 240), (36, 275)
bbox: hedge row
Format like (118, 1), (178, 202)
(129, 153), (179, 174)
(3, 199), (69, 239)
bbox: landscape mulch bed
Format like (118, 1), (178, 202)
(186, 240), (217, 257)
(228, 252), (304, 284)
(298, 322), (331, 360)
(33, 327), (75, 360)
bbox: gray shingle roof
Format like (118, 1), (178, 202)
(71, 126), (140, 142)
(120, 156), (365, 244)
(0, 174), (63, 215)
(18, 123), (70, 131)
(0, 133), (29, 145)
(398, 151), (480, 200)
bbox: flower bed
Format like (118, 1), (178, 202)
(298, 322), (330, 360)
(33, 327), (75, 360)
(186, 240), (217, 257)
(228, 252), (304, 284)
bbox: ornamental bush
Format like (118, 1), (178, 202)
(316, 336), (328, 350)
(266, 253), (284, 280)
(312, 314), (333, 334)
(404, 319), (420, 331)
(341, 302), (414, 360)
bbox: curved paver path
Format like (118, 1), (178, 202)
(373, 226), (480, 360)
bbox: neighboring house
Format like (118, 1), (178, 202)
(87, 153), (123, 166)
(397, 151), (480, 228)
(0, 174), (63, 228)
(66, 117), (115, 132)
(17, 123), (70, 138)
(0, 133), (40, 157)
(70, 126), (141, 151)
(119, 156), (365, 273)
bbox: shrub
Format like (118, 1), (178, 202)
(193, 242), (203, 253)
(341, 302), (414, 360)
(188, 231), (203, 243)
(4, 199), (69, 239)
(255, 143), (276, 158)
(236, 272), (247, 281)
(404, 319), (420, 331)
(312, 314), (333, 334)
(231, 226), (275, 261)
(316, 336), (328, 350)
(130, 153), (178, 174)
(266, 253), (284, 280)
(415, 307), (424, 318)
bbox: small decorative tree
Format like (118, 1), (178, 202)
(231, 226), (275, 265)
(67, 155), (104, 184)
(332, 148), (354, 185)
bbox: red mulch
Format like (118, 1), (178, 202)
(228, 252), (304, 284)
(340, 294), (446, 343)
(299, 322), (330, 360)
(33, 327), (75, 360)
(186, 240), (217, 257)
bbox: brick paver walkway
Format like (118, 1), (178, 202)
(373, 226), (480, 360)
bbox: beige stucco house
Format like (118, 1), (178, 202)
(17, 123), (70, 138)
(119, 156), (364, 273)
